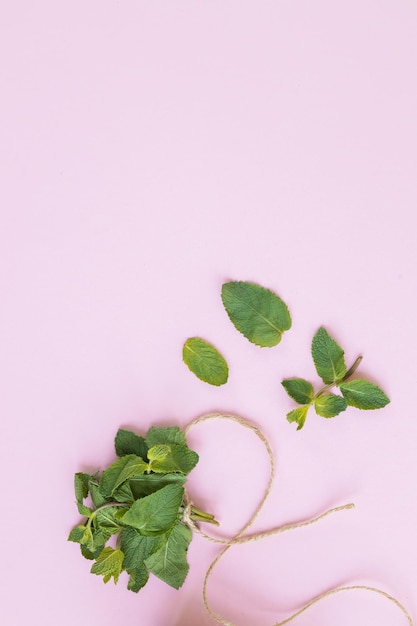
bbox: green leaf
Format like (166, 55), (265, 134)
(144, 521), (192, 589)
(314, 394), (347, 418)
(122, 484), (184, 536)
(311, 327), (347, 384)
(95, 506), (125, 535)
(77, 503), (93, 517)
(80, 543), (103, 561)
(120, 527), (163, 593)
(339, 379), (390, 410)
(129, 474), (186, 499)
(281, 378), (314, 405)
(68, 525), (86, 544)
(146, 426), (187, 448)
(147, 444), (199, 475)
(286, 406), (309, 430)
(112, 481), (134, 504)
(99, 455), (148, 498)
(221, 281), (291, 347)
(74, 472), (90, 503)
(182, 337), (228, 386)
(90, 547), (124, 584)
(88, 480), (107, 508)
(114, 429), (149, 461)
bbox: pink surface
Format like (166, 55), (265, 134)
(1, 1), (417, 624)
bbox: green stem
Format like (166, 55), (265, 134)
(313, 355), (363, 399)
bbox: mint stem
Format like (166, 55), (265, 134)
(314, 355), (363, 399)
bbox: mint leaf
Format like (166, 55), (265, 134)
(311, 327), (347, 384)
(99, 455), (147, 499)
(90, 547), (124, 584)
(314, 394), (347, 418)
(89, 480), (107, 508)
(221, 281), (291, 347)
(95, 506), (125, 535)
(281, 378), (314, 405)
(74, 472), (90, 503)
(339, 379), (390, 410)
(129, 474), (186, 499)
(115, 429), (148, 461)
(147, 443), (199, 475)
(122, 484), (184, 536)
(120, 527), (163, 593)
(144, 521), (192, 589)
(68, 525), (86, 544)
(286, 406), (309, 430)
(112, 481), (134, 504)
(146, 426), (187, 447)
(183, 337), (228, 386)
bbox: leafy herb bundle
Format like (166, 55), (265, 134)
(68, 426), (217, 591)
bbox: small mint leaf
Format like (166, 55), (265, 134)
(286, 406), (309, 430)
(115, 429), (148, 461)
(311, 327), (347, 384)
(314, 393), (347, 418)
(146, 426), (187, 448)
(339, 379), (390, 410)
(221, 281), (291, 347)
(147, 443), (199, 475)
(183, 337), (228, 386)
(90, 547), (124, 584)
(99, 455), (147, 499)
(281, 378), (314, 405)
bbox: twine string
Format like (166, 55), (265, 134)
(184, 412), (414, 626)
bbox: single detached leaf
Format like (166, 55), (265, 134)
(90, 547), (124, 584)
(120, 527), (163, 593)
(144, 521), (192, 589)
(146, 426), (187, 448)
(221, 281), (291, 347)
(183, 337), (228, 386)
(129, 474), (186, 499)
(314, 393), (347, 418)
(311, 327), (347, 384)
(147, 443), (199, 475)
(286, 406), (309, 430)
(339, 379), (390, 410)
(99, 455), (147, 499)
(122, 483), (184, 536)
(281, 378), (314, 405)
(115, 429), (149, 461)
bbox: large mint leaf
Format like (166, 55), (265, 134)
(281, 378), (314, 405)
(90, 547), (124, 584)
(99, 455), (147, 498)
(129, 474), (186, 499)
(286, 406), (309, 430)
(114, 429), (148, 461)
(120, 527), (163, 593)
(122, 484), (184, 536)
(182, 337), (228, 386)
(144, 521), (192, 589)
(314, 393), (347, 418)
(221, 281), (291, 347)
(339, 379), (390, 410)
(147, 444), (199, 475)
(311, 327), (347, 384)
(146, 426), (187, 447)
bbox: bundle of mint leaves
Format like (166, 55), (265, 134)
(68, 426), (217, 592)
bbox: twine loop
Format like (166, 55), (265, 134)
(184, 412), (414, 626)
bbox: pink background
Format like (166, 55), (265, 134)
(1, 1), (417, 624)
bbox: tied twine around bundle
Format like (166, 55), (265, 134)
(182, 412), (414, 626)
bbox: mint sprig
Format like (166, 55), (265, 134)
(282, 327), (390, 430)
(68, 426), (218, 592)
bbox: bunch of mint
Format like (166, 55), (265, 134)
(68, 426), (217, 592)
